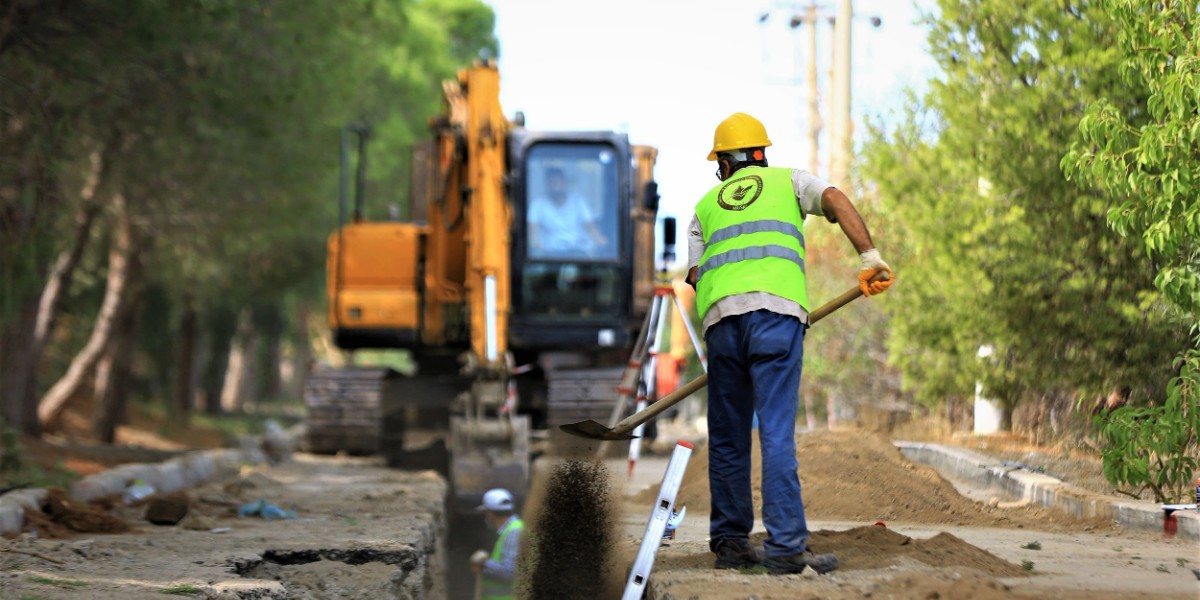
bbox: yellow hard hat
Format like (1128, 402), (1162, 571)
(708, 112), (772, 161)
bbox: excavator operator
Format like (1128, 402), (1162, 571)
(684, 112), (894, 576)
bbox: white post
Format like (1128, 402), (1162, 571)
(973, 345), (1003, 434)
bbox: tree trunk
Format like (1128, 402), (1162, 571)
(803, 391), (818, 432)
(172, 299), (198, 424)
(0, 296), (42, 435)
(38, 194), (137, 429)
(288, 303), (313, 400)
(220, 309), (256, 413)
(255, 304), (283, 401)
(200, 304), (238, 414)
(826, 390), (840, 430)
(25, 152), (106, 433)
(32, 149), (105, 353)
(94, 292), (141, 444)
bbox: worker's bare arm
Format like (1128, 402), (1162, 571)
(820, 187), (874, 254)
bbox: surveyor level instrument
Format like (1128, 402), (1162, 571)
(559, 274), (887, 441)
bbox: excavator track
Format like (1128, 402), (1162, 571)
(545, 367), (626, 427)
(302, 368), (404, 456)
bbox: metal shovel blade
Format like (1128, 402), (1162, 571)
(558, 419), (637, 441)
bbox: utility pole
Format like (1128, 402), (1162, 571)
(830, 0), (852, 192)
(804, 4), (821, 175)
(763, 2), (878, 183)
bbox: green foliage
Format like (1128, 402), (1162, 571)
(1062, 0), (1200, 504)
(160, 585), (202, 595)
(1064, 1), (1200, 316)
(1021, 560), (1035, 571)
(1093, 348), (1199, 502)
(26, 576), (87, 588)
(1, 0), (498, 419)
(0, 418), (77, 489)
(861, 1), (1185, 420)
(1020, 541), (1042, 550)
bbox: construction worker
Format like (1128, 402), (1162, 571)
(685, 113), (894, 575)
(469, 488), (524, 600)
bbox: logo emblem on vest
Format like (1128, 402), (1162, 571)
(717, 175), (763, 211)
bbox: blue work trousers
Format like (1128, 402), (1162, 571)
(706, 309), (809, 558)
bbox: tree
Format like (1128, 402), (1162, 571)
(1, 0), (498, 436)
(860, 1), (1185, 429)
(1063, 0), (1199, 503)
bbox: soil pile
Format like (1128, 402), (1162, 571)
(22, 488), (131, 538)
(643, 429), (1103, 530)
(520, 459), (616, 600)
(656, 525), (1025, 577)
(801, 525), (1026, 576)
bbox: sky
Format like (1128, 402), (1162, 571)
(482, 0), (941, 251)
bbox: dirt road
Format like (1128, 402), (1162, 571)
(0, 454), (447, 599)
(0, 430), (1196, 600)
(611, 432), (1200, 600)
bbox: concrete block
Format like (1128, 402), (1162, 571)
(153, 461), (188, 494)
(0, 504), (24, 534)
(5, 489), (47, 510)
(184, 454), (218, 485)
(72, 471), (127, 502)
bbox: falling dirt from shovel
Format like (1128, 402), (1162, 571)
(519, 459), (618, 600)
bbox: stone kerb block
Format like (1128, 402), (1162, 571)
(0, 489), (47, 535)
(182, 453), (218, 486)
(152, 460), (188, 494)
(71, 471), (127, 502)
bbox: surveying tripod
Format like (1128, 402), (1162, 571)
(596, 217), (707, 463)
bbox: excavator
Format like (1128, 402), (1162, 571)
(303, 60), (661, 509)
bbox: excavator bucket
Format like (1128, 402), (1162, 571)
(449, 415), (530, 510)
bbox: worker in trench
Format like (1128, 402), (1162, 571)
(685, 112), (894, 575)
(470, 488), (524, 600)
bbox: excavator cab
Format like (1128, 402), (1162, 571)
(509, 131), (635, 351)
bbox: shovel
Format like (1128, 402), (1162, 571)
(559, 276), (885, 441)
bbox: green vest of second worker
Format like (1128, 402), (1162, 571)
(482, 516), (524, 600)
(694, 165), (809, 318)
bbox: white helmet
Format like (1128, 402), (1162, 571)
(476, 488), (514, 512)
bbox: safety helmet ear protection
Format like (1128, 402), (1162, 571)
(708, 113), (772, 161)
(714, 148), (767, 181)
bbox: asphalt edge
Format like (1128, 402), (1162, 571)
(894, 441), (1200, 542)
(0, 441), (269, 536)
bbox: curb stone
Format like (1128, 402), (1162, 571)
(894, 441), (1200, 542)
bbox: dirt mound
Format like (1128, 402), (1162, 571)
(800, 525), (1026, 576)
(641, 429), (1103, 530)
(22, 488), (131, 538)
(656, 525), (1024, 577)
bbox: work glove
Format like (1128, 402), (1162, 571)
(858, 249), (895, 297)
(470, 549), (489, 573)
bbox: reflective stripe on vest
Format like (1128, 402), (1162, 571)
(696, 241), (806, 280)
(694, 166), (809, 319)
(483, 517), (523, 600)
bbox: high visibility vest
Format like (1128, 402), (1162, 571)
(482, 516), (524, 600)
(694, 166), (808, 319)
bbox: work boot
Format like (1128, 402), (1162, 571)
(713, 538), (762, 569)
(763, 549), (839, 575)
